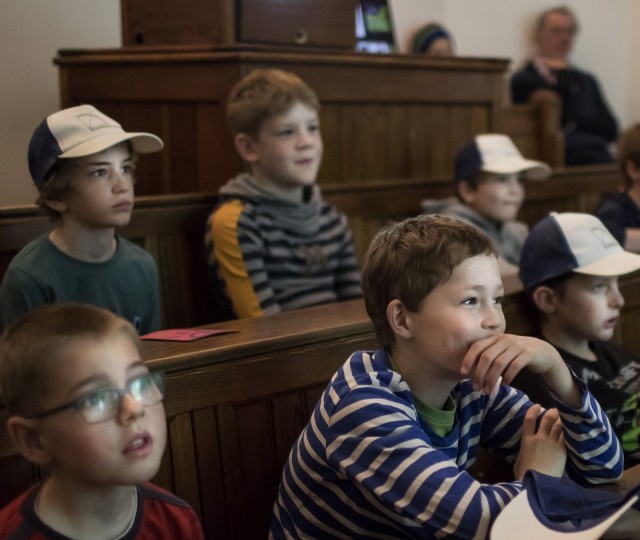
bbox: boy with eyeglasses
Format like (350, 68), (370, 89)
(0, 303), (204, 539)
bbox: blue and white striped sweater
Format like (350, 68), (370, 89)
(271, 349), (622, 539)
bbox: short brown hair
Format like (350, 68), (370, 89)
(617, 123), (640, 188)
(226, 69), (320, 139)
(36, 158), (79, 220)
(362, 215), (497, 347)
(0, 303), (140, 416)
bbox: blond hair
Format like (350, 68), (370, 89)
(0, 303), (140, 416)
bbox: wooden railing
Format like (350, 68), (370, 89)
(2, 271), (640, 538)
(322, 164), (623, 264)
(0, 193), (218, 329)
(0, 165), (623, 321)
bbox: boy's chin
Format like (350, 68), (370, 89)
(122, 459), (163, 486)
(597, 328), (616, 341)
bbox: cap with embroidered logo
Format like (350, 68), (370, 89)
(28, 104), (164, 189)
(519, 212), (640, 289)
(455, 133), (551, 183)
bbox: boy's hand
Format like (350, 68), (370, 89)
(460, 334), (580, 405)
(513, 405), (567, 480)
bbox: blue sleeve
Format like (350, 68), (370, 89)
(596, 197), (627, 245)
(323, 385), (523, 539)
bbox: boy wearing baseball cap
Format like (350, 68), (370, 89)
(423, 133), (551, 277)
(513, 212), (640, 466)
(0, 105), (164, 334)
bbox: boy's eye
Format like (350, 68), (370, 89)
(130, 373), (154, 394)
(308, 123), (320, 133)
(122, 164), (135, 175)
(462, 297), (477, 305)
(277, 128), (295, 137)
(493, 296), (504, 305)
(76, 389), (114, 411)
(91, 168), (108, 178)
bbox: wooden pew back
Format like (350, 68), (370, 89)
(499, 89), (565, 167)
(0, 193), (218, 329)
(0, 166), (624, 322)
(3, 272), (640, 538)
(323, 165), (623, 264)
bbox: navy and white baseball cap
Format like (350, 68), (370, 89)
(455, 133), (551, 183)
(28, 104), (164, 189)
(491, 471), (640, 539)
(519, 212), (640, 290)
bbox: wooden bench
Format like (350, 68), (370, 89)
(323, 164), (623, 264)
(500, 89), (565, 167)
(55, 48), (569, 198)
(0, 165), (624, 319)
(0, 193), (218, 329)
(3, 272), (640, 538)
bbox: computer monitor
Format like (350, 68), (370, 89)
(355, 0), (396, 54)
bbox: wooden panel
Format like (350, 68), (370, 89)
(55, 48), (564, 196)
(192, 407), (228, 538)
(0, 165), (624, 325)
(322, 165), (623, 266)
(55, 49), (508, 195)
(4, 270), (640, 538)
(619, 271), (640, 353)
(238, 0), (356, 49)
(0, 193), (219, 329)
(167, 412), (200, 514)
(121, 0), (234, 46)
(499, 89), (564, 167)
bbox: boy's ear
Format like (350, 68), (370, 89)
(625, 159), (640, 182)
(43, 198), (67, 214)
(7, 416), (54, 467)
(457, 180), (476, 204)
(531, 286), (558, 314)
(233, 133), (259, 164)
(386, 299), (413, 339)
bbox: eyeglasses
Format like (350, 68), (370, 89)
(28, 372), (165, 424)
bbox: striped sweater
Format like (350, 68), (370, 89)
(270, 349), (623, 539)
(205, 173), (361, 319)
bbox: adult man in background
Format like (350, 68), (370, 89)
(511, 6), (618, 166)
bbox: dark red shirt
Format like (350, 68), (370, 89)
(0, 482), (204, 539)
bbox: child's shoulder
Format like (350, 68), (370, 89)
(7, 233), (54, 266)
(0, 483), (40, 535)
(137, 483), (204, 539)
(138, 482), (193, 509)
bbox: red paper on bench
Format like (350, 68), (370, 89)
(141, 328), (237, 341)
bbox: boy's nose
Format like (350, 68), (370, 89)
(112, 172), (132, 193)
(118, 393), (145, 424)
(610, 287), (625, 309)
(296, 130), (315, 147)
(481, 306), (504, 331)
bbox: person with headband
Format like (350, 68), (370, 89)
(411, 22), (454, 56)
